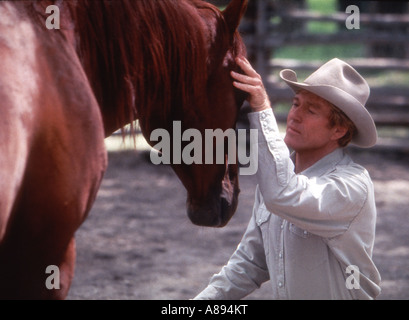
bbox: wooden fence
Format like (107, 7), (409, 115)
(231, 0), (409, 153)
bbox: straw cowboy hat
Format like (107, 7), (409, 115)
(280, 58), (377, 148)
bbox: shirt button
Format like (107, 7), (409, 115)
(261, 112), (266, 119)
(279, 252), (283, 258)
(278, 281), (283, 288)
(304, 230), (308, 235)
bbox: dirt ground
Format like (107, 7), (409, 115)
(67, 144), (409, 300)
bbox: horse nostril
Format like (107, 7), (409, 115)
(187, 206), (221, 227)
(186, 194), (236, 228)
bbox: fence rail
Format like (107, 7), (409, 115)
(269, 58), (409, 71)
(277, 10), (409, 26)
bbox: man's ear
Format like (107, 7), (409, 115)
(331, 126), (348, 141)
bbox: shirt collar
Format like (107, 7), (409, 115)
(295, 148), (346, 178)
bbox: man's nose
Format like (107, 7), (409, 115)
(289, 107), (302, 123)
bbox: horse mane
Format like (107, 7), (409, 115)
(73, 0), (216, 136)
(22, 0), (244, 137)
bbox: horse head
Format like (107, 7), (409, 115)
(167, 0), (249, 227)
(74, 0), (248, 227)
(145, 0), (249, 227)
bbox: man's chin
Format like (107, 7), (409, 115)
(284, 135), (296, 149)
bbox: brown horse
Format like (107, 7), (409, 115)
(0, 0), (247, 299)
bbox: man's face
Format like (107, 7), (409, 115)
(284, 90), (340, 153)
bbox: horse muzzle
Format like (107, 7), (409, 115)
(187, 163), (240, 227)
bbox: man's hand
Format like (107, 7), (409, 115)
(231, 56), (271, 112)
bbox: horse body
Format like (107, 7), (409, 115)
(0, 2), (106, 299)
(0, 0), (247, 299)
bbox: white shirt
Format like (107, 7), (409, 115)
(195, 108), (381, 300)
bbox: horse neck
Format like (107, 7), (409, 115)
(72, 0), (211, 138)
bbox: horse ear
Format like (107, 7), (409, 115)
(222, 0), (248, 34)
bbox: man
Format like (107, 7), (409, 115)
(194, 57), (381, 299)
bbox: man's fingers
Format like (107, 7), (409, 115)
(232, 80), (265, 99)
(232, 80), (254, 93)
(231, 71), (260, 86)
(235, 56), (260, 78)
(232, 55), (272, 112)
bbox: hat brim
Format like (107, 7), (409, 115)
(280, 69), (377, 148)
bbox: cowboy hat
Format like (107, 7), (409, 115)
(280, 58), (377, 148)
